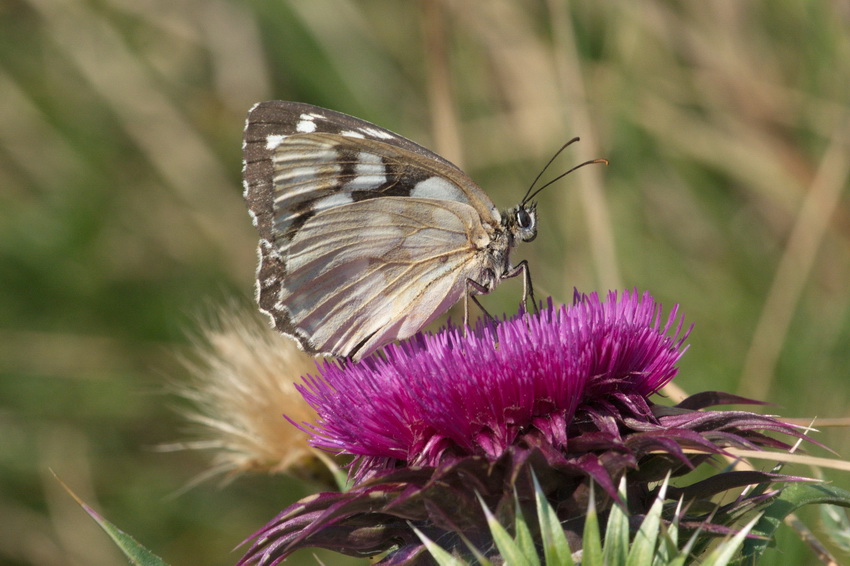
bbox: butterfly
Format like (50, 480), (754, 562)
(243, 101), (601, 361)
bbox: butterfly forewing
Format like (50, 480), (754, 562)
(243, 101), (508, 360)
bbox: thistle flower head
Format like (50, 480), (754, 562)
(238, 290), (809, 566)
(298, 290), (688, 483)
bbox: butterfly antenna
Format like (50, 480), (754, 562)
(521, 137), (582, 204)
(523, 157), (608, 204)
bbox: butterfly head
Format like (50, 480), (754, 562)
(505, 202), (538, 243)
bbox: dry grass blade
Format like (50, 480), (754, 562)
(739, 120), (850, 399)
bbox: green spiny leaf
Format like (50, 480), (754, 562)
(56, 474), (171, 566)
(603, 476), (629, 566)
(478, 493), (534, 566)
(582, 482), (604, 566)
(627, 477), (668, 566)
(533, 474), (574, 566)
(654, 498), (682, 566)
(412, 526), (469, 566)
(742, 483), (850, 564)
(513, 491), (540, 566)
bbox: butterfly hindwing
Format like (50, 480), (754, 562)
(243, 102), (504, 359)
(280, 197), (491, 357)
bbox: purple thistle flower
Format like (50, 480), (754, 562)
(238, 290), (811, 566)
(296, 290), (689, 482)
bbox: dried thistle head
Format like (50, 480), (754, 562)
(174, 304), (333, 483)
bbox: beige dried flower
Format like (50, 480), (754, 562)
(172, 304), (335, 484)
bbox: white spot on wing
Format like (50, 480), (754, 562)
(297, 113), (318, 133)
(360, 126), (394, 140)
(344, 152), (387, 190)
(296, 120), (317, 133)
(266, 134), (286, 149)
(411, 176), (468, 203)
(341, 130), (366, 139)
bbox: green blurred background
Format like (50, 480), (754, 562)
(1, 1), (848, 565)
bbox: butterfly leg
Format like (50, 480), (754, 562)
(503, 260), (538, 314)
(464, 278), (496, 331)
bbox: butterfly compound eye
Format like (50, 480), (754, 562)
(514, 206), (537, 242)
(517, 207), (533, 229)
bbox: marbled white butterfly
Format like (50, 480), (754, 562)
(243, 101), (601, 361)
